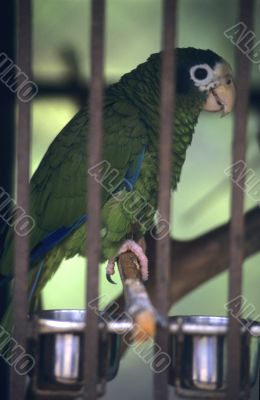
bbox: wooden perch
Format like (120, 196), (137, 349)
(115, 207), (260, 311)
(117, 251), (156, 342)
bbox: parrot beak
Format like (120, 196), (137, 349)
(203, 62), (235, 117)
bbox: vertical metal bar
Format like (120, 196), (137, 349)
(0, 3), (16, 398)
(85, 1), (105, 399)
(10, 0), (32, 399)
(154, 1), (177, 399)
(227, 0), (254, 399)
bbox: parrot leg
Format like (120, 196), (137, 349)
(106, 239), (148, 283)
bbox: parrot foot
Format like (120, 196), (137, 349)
(106, 239), (148, 283)
(118, 239), (148, 281)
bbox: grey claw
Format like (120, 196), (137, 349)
(106, 273), (117, 284)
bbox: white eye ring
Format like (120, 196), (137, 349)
(190, 64), (214, 87)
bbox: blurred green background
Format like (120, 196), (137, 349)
(31, 1), (260, 398)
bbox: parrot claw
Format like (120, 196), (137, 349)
(106, 256), (117, 285)
(106, 273), (117, 284)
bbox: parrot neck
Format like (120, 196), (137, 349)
(107, 53), (205, 189)
(120, 56), (161, 125)
(108, 54), (161, 131)
(111, 52), (204, 134)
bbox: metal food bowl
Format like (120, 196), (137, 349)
(168, 316), (260, 397)
(29, 309), (123, 397)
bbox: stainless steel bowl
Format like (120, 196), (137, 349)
(168, 316), (260, 396)
(29, 309), (121, 394)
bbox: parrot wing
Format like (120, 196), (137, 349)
(0, 100), (148, 276)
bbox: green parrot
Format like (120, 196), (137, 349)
(0, 47), (235, 328)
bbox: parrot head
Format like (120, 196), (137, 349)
(176, 47), (235, 116)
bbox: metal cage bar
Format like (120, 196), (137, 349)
(154, 1), (177, 399)
(10, 0), (32, 399)
(227, 0), (254, 399)
(85, 1), (106, 399)
(0, 3), (16, 400)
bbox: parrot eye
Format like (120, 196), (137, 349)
(194, 68), (208, 80)
(190, 64), (214, 87)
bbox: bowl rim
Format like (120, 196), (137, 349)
(32, 310), (260, 336)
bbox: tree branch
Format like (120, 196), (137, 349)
(117, 251), (156, 341)
(114, 207), (260, 310)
